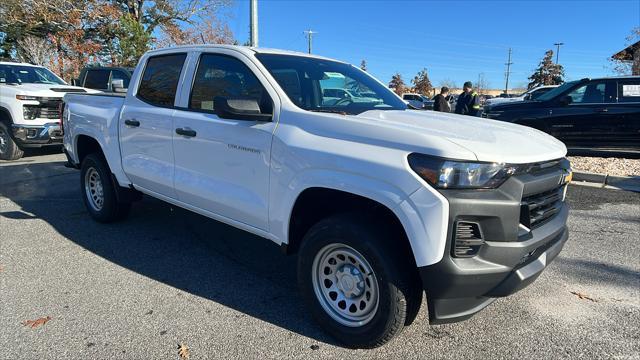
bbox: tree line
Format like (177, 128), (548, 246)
(0, 0), (234, 81)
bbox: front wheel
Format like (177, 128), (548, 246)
(0, 122), (24, 161)
(80, 153), (131, 223)
(298, 213), (422, 348)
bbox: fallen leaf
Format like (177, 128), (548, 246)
(310, 344), (320, 350)
(0, 264), (4, 272)
(178, 343), (190, 359)
(570, 291), (597, 302)
(22, 316), (52, 328)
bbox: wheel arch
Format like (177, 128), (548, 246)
(283, 183), (429, 268)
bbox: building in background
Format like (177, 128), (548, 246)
(612, 40), (640, 75)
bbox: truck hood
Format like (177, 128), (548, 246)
(355, 110), (566, 164)
(9, 83), (94, 97)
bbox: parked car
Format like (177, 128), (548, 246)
(321, 88), (383, 106)
(402, 93), (434, 109)
(74, 66), (134, 92)
(0, 61), (94, 160)
(483, 77), (640, 153)
(485, 85), (558, 106)
(63, 45), (571, 348)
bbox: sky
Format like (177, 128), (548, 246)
(226, 0), (640, 90)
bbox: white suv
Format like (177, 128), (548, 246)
(0, 61), (91, 160)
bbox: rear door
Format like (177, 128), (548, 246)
(171, 51), (278, 230)
(119, 53), (187, 198)
(612, 79), (640, 150)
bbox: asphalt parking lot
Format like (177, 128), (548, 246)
(1, 151), (639, 359)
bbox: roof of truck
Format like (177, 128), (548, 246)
(0, 61), (42, 67)
(145, 44), (346, 63)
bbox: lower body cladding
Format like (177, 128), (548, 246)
(12, 122), (63, 148)
(419, 164), (570, 324)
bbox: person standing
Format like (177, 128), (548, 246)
(454, 81), (481, 116)
(432, 86), (451, 112)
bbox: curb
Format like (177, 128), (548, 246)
(572, 171), (640, 193)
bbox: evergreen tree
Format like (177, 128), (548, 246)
(412, 68), (433, 95)
(388, 73), (406, 95)
(360, 60), (367, 72)
(527, 50), (564, 89)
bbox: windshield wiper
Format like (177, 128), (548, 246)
(308, 109), (349, 115)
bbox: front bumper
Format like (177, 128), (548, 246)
(419, 160), (571, 324)
(12, 123), (63, 148)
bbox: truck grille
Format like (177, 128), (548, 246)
(520, 186), (564, 229)
(23, 99), (62, 120)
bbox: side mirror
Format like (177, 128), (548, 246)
(523, 94), (531, 101)
(559, 95), (572, 106)
(213, 96), (272, 121)
(111, 79), (127, 93)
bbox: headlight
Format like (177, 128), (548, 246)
(16, 95), (41, 101)
(408, 153), (518, 189)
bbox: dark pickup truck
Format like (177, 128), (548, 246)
(483, 76), (640, 155)
(74, 66), (133, 92)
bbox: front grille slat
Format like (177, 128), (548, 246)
(521, 186), (564, 229)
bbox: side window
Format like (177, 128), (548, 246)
(189, 54), (272, 113)
(110, 70), (130, 88)
(618, 80), (640, 103)
(84, 69), (110, 90)
(138, 54), (187, 107)
(566, 81), (614, 104)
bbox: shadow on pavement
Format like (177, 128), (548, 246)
(0, 159), (337, 345)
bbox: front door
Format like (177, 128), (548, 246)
(120, 53), (187, 198)
(172, 52), (276, 230)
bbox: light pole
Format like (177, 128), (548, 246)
(250, 0), (258, 47)
(554, 42), (564, 64)
(304, 29), (317, 54)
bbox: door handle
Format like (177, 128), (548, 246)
(551, 124), (573, 128)
(594, 108), (608, 113)
(175, 127), (197, 137)
(124, 119), (140, 127)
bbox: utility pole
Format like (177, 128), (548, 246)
(504, 47), (513, 95)
(304, 29), (317, 54)
(553, 42), (564, 64)
(250, 0), (258, 47)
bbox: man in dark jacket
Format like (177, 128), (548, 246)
(455, 81), (481, 116)
(432, 86), (451, 112)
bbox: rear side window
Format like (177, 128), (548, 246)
(84, 69), (110, 90)
(138, 54), (187, 107)
(189, 54), (271, 113)
(618, 80), (640, 103)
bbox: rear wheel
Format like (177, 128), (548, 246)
(80, 153), (131, 222)
(0, 122), (24, 161)
(298, 213), (421, 348)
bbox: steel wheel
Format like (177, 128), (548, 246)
(312, 243), (379, 327)
(84, 167), (104, 211)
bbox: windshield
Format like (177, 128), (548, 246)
(535, 81), (580, 102)
(255, 54), (406, 115)
(0, 64), (66, 85)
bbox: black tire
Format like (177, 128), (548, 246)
(0, 122), (24, 161)
(297, 213), (422, 348)
(80, 153), (131, 223)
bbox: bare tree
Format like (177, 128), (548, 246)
(16, 36), (55, 65)
(476, 73), (490, 95)
(438, 78), (457, 90)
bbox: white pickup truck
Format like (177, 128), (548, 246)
(63, 45), (571, 348)
(0, 61), (93, 160)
